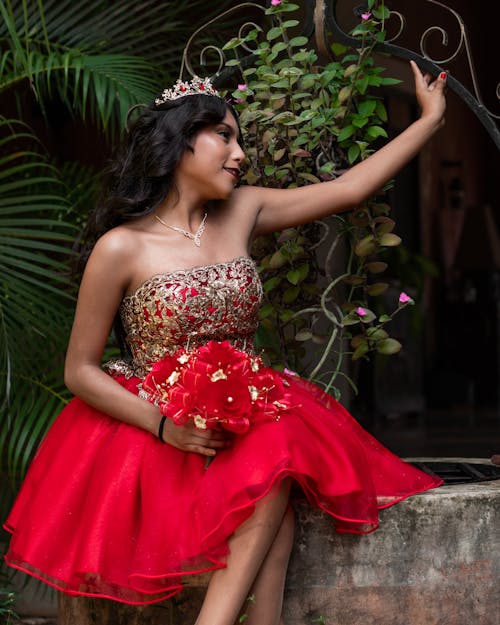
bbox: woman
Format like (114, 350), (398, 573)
(4, 61), (446, 625)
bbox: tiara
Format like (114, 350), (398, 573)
(154, 76), (219, 105)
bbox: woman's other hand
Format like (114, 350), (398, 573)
(162, 418), (231, 457)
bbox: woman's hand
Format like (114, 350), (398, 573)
(162, 418), (231, 457)
(410, 59), (447, 128)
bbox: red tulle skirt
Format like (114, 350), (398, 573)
(4, 372), (442, 604)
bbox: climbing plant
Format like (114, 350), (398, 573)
(223, 0), (415, 397)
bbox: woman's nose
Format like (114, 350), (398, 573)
(233, 143), (246, 165)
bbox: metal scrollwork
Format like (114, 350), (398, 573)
(179, 2), (266, 81)
(179, 0), (499, 149)
(318, 0), (500, 149)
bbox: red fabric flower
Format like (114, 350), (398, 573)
(140, 341), (291, 434)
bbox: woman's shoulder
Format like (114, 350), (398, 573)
(92, 224), (145, 260)
(224, 185), (263, 216)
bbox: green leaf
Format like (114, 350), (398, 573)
(379, 77), (402, 86)
(377, 338), (403, 355)
(337, 125), (356, 142)
(342, 274), (365, 286)
(358, 100), (377, 117)
(292, 51), (312, 62)
(352, 116), (369, 129)
(366, 282), (389, 296)
(266, 26), (283, 41)
(375, 100), (388, 122)
(259, 302), (275, 319)
(272, 42), (289, 55)
(288, 36), (309, 47)
(268, 250), (287, 269)
(350, 334), (366, 348)
(352, 342), (370, 361)
(355, 234), (377, 257)
(374, 217), (396, 234)
(379, 233), (402, 247)
(365, 261), (388, 274)
(358, 309), (376, 323)
(330, 42), (348, 56)
(356, 74), (370, 94)
(223, 37), (243, 50)
(366, 327), (388, 340)
(365, 125), (388, 139)
(298, 172), (321, 184)
(348, 143), (360, 163)
(283, 285), (300, 303)
(295, 329), (313, 341)
(286, 263), (309, 285)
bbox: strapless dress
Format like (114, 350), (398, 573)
(3, 257), (442, 604)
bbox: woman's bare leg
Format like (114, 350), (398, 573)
(194, 479), (292, 625)
(241, 505), (295, 625)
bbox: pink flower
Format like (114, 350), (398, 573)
(356, 306), (367, 316)
(237, 83), (247, 91)
(399, 292), (412, 304)
(271, 0), (282, 5)
(361, 12), (372, 20)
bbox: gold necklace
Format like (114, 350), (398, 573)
(155, 212), (207, 247)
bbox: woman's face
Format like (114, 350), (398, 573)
(177, 110), (245, 201)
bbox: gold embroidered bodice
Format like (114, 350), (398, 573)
(106, 257), (263, 378)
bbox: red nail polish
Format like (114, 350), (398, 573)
(439, 72), (447, 80)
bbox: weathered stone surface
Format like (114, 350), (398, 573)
(42, 459), (500, 624)
(283, 458), (500, 625)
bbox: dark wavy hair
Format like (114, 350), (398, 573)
(74, 93), (243, 356)
(76, 94), (243, 271)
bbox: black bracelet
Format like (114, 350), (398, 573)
(158, 416), (167, 443)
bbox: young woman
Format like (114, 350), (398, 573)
(4, 61), (446, 625)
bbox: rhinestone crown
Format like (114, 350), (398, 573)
(154, 76), (219, 105)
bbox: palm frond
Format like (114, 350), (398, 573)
(0, 363), (71, 487)
(1, 0), (245, 66)
(0, 49), (159, 132)
(0, 117), (76, 401)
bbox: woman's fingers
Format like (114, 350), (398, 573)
(409, 60), (447, 125)
(163, 418), (232, 455)
(409, 59), (447, 90)
(186, 444), (217, 457)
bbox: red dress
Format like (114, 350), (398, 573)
(4, 257), (442, 604)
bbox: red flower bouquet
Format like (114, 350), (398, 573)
(140, 341), (291, 434)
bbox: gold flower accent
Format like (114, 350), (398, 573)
(193, 414), (207, 429)
(210, 368), (228, 382)
(167, 371), (180, 385)
(248, 385), (259, 401)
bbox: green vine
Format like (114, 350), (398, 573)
(222, 0), (415, 399)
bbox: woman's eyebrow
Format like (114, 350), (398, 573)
(218, 122), (239, 137)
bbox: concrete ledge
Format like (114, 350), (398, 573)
(284, 459), (499, 625)
(21, 458), (500, 624)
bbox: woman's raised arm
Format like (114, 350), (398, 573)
(250, 60), (447, 236)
